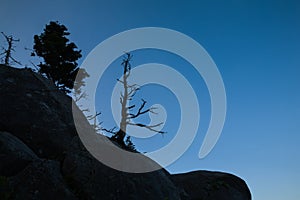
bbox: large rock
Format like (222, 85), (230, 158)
(0, 64), (251, 199)
(0, 64), (76, 160)
(0, 131), (76, 199)
(0, 65), (182, 199)
(62, 137), (181, 200)
(8, 159), (77, 200)
(0, 131), (37, 176)
(172, 171), (252, 200)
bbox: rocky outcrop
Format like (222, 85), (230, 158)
(0, 64), (76, 160)
(0, 131), (77, 200)
(0, 64), (251, 199)
(171, 171), (252, 200)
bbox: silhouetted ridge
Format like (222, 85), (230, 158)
(0, 64), (251, 200)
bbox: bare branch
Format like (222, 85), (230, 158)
(128, 99), (151, 119)
(81, 108), (89, 113)
(29, 61), (39, 71)
(0, 32), (21, 65)
(128, 86), (139, 98)
(128, 121), (166, 134)
(127, 105), (135, 110)
(101, 126), (117, 134)
(87, 111), (101, 120)
(9, 56), (22, 65)
(117, 79), (140, 90)
(149, 107), (158, 114)
(74, 91), (87, 102)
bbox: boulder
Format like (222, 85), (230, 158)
(61, 137), (181, 200)
(172, 171), (252, 200)
(0, 131), (38, 176)
(8, 159), (77, 200)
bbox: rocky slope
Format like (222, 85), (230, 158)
(0, 64), (251, 199)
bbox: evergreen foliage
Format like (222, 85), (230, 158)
(33, 21), (82, 93)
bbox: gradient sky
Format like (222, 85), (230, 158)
(1, 0), (300, 199)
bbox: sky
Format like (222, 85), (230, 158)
(1, 0), (300, 199)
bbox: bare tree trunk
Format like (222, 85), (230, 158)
(109, 53), (165, 147)
(113, 54), (130, 146)
(120, 58), (129, 135)
(4, 38), (12, 65)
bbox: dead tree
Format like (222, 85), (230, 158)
(108, 53), (165, 147)
(0, 32), (21, 66)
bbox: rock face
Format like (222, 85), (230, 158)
(172, 171), (252, 200)
(0, 64), (251, 199)
(0, 64), (76, 160)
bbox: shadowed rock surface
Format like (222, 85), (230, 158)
(172, 171), (252, 200)
(0, 64), (251, 199)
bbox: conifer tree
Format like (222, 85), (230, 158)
(33, 21), (82, 93)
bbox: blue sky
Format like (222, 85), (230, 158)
(1, 0), (300, 199)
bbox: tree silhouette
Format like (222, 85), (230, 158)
(0, 32), (21, 66)
(73, 68), (90, 102)
(106, 53), (165, 149)
(33, 21), (82, 93)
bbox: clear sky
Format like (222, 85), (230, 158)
(1, 0), (300, 199)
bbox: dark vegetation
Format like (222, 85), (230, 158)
(33, 21), (83, 93)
